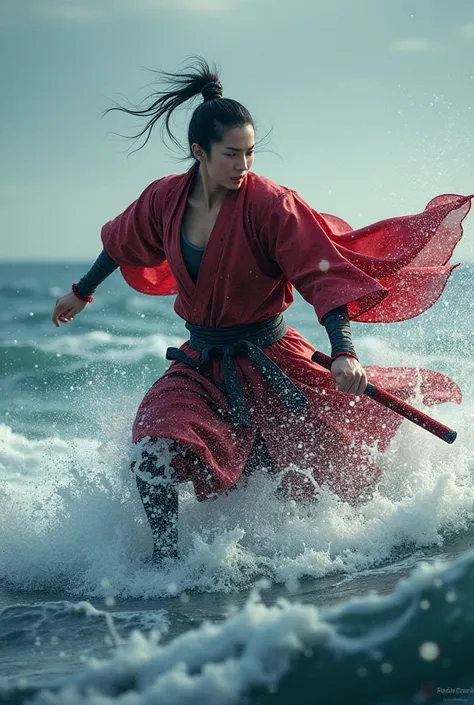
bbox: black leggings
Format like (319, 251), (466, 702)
(135, 430), (274, 564)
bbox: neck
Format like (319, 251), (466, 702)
(190, 163), (228, 210)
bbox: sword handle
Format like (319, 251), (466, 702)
(311, 351), (457, 444)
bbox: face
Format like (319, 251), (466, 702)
(193, 124), (255, 190)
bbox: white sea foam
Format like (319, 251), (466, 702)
(24, 549), (474, 705)
(1, 331), (186, 363)
(0, 378), (473, 600)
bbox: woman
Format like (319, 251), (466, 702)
(51, 58), (471, 566)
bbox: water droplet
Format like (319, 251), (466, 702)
(419, 641), (440, 661)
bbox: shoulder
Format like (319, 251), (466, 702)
(244, 172), (297, 225)
(146, 171), (188, 201)
(135, 171), (192, 224)
(245, 171), (292, 204)
(245, 172), (316, 225)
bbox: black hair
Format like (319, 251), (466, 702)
(103, 56), (258, 160)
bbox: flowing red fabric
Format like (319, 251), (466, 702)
(319, 194), (471, 322)
(102, 171), (472, 504)
(120, 193), (471, 324)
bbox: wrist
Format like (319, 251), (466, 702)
(72, 283), (94, 303)
(330, 351), (359, 365)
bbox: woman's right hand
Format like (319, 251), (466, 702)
(52, 292), (89, 327)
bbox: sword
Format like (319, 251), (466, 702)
(311, 351), (457, 444)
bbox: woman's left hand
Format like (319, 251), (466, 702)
(330, 355), (368, 395)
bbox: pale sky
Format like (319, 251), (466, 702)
(1, 0), (473, 262)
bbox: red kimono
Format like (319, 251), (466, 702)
(101, 164), (472, 503)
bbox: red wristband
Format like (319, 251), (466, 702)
(72, 283), (94, 303)
(330, 351), (359, 365)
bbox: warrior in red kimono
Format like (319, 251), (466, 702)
(51, 59), (472, 566)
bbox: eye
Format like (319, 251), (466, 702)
(224, 150), (254, 157)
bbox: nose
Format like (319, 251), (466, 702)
(236, 155), (248, 172)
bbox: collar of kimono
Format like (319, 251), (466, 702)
(169, 163), (242, 323)
(117, 162), (243, 306)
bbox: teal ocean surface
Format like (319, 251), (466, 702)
(1, 261), (474, 704)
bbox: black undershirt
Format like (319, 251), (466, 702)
(180, 226), (204, 282)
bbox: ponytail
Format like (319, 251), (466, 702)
(104, 55), (255, 159)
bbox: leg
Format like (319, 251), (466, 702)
(133, 368), (256, 502)
(243, 429), (276, 478)
(135, 439), (179, 566)
(225, 429), (277, 495)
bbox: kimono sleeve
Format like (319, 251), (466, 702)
(101, 179), (166, 268)
(259, 191), (388, 323)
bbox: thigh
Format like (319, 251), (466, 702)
(133, 369), (256, 501)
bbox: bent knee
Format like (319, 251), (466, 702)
(131, 436), (178, 484)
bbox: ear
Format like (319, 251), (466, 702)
(191, 143), (206, 162)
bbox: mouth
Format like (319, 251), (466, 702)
(230, 175), (246, 182)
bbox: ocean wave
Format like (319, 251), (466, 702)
(0, 599), (168, 646)
(0, 424), (71, 478)
(0, 403), (473, 601)
(2, 551), (474, 704)
(1, 331), (185, 366)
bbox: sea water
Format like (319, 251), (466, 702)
(1, 261), (474, 704)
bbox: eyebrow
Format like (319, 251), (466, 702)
(223, 145), (255, 151)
